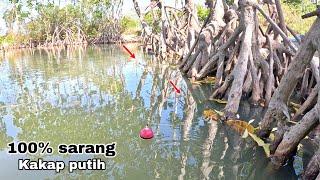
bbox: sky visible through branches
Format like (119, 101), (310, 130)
(0, 0), (205, 35)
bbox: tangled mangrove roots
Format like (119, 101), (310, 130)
(252, 8), (319, 178)
(90, 21), (123, 44)
(1, 0), (126, 50)
(133, 0), (205, 59)
(177, 0), (298, 119)
(131, 0), (311, 119)
(44, 25), (88, 47)
(133, 0), (320, 177)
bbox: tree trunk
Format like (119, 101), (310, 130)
(271, 106), (319, 167)
(159, 0), (168, 58)
(224, 0), (254, 117)
(302, 149), (320, 180)
(185, 0), (200, 53)
(258, 18), (320, 138)
(181, 0), (227, 78)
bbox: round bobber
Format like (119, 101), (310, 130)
(139, 125), (154, 139)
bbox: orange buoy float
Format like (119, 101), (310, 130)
(139, 125), (154, 139)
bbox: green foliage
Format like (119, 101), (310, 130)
(144, 10), (161, 26)
(0, 33), (27, 45)
(1, 0), (317, 46)
(282, 0), (317, 34)
(120, 16), (139, 34)
(197, 5), (210, 22)
(142, 10), (161, 33)
(144, 12), (154, 26)
(1, 0), (127, 46)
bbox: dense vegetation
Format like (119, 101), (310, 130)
(0, 0), (140, 48)
(195, 0), (316, 34)
(0, 0), (315, 49)
(271, 0), (315, 34)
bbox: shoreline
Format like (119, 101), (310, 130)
(0, 35), (141, 52)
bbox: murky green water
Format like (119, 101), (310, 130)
(0, 45), (302, 179)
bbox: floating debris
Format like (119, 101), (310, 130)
(226, 120), (255, 134)
(203, 109), (224, 121)
(189, 76), (216, 85)
(211, 99), (228, 104)
(226, 119), (270, 157)
(203, 109), (220, 121)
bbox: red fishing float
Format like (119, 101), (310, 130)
(139, 125), (154, 139)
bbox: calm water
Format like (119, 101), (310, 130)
(0, 45), (302, 179)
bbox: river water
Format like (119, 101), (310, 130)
(0, 45), (303, 179)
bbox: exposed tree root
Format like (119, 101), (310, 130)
(132, 0), (320, 176)
(258, 18), (320, 138)
(271, 106), (319, 167)
(175, 0), (299, 119)
(260, 8), (320, 171)
(302, 148), (320, 180)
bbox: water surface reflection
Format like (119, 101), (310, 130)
(0, 45), (299, 179)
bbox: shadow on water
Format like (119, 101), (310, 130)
(0, 45), (300, 179)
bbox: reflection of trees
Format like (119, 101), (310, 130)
(0, 120), (13, 150)
(200, 121), (218, 179)
(4, 47), (138, 146)
(182, 92), (196, 141)
(1, 46), (198, 178)
(0, 46), (300, 179)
